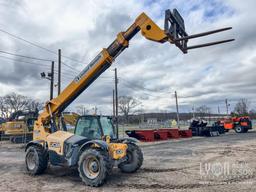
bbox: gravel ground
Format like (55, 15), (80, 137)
(1, 131), (256, 192)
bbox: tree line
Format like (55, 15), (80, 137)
(117, 96), (256, 124)
(0, 92), (43, 119)
(1, 92), (253, 122)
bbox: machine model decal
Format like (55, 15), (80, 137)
(74, 53), (103, 83)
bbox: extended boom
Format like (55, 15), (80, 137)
(33, 9), (233, 141)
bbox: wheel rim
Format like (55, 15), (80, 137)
(83, 156), (100, 179)
(236, 127), (242, 132)
(27, 151), (36, 170)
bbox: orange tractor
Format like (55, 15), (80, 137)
(220, 116), (252, 133)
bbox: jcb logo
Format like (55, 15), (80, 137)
(13, 124), (22, 128)
(50, 142), (61, 148)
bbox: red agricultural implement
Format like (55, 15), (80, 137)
(125, 128), (192, 142)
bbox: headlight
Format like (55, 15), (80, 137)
(116, 149), (123, 154)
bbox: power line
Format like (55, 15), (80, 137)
(0, 55), (51, 67)
(0, 55), (85, 84)
(61, 61), (80, 73)
(45, 66), (77, 77)
(0, 28), (57, 54)
(0, 55), (76, 78)
(0, 28), (85, 64)
(0, 29), (117, 78)
(0, 50), (79, 75)
(53, 71), (75, 79)
(0, 55), (86, 81)
(61, 55), (85, 64)
(0, 50), (53, 62)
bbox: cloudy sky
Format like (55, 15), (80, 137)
(0, 0), (255, 114)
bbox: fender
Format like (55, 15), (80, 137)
(25, 140), (46, 152)
(79, 140), (109, 153)
(119, 137), (139, 144)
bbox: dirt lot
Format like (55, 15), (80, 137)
(1, 131), (256, 192)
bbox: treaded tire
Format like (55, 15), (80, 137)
(25, 146), (48, 175)
(235, 126), (244, 133)
(78, 149), (112, 187)
(118, 143), (143, 173)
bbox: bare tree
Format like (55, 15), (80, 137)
(4, 92), (29, 113)
(118, 96), (140, 123)
(0, 96), (9, 118)
(26, 99), (44, 112)
(233, 99), (250, 115)
(0, 92), (44, 118)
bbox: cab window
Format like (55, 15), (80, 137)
(100, 117), (116, 138)
(75, 117), (102, 139)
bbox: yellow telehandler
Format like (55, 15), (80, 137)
(25, 8), (233, 187)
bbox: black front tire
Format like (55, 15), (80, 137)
(25, 146), (48, 175)
(118, 143), (143, 173)
(78, 149), (112, 187)
(235, 126), (244, 133)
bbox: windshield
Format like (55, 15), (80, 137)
(100, 117), (116, 139)
(75, 116), (102, 139)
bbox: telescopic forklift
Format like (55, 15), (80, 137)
(219, 116), (252, 133)
(25, 8), (234, 187)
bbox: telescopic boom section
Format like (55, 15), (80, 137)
(35, 9), (233, 137)
(38, 13), (169, 125)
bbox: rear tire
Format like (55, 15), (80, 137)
(78, 149), (112, 187)
(235, 126), (244, 133)
(118, 143), (143, 173)
(25, 146), (48, 175)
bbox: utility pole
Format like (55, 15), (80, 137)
(174, 91), (180, 128)
(192, 105), (195, 119)
(217, 105), (221, 121)
(225, 99), (229, 115)
(83, 107), (86, 116)
(140, 104), (144, 124)
(58, 49), (61, 95)
(57, 49), (63, 130)
(112, 89), (115, 117)
(40, 61), (54, 100)
(114, 68), (119, 138)
(50, 61), (54, 100)
(94, 106), (97, 115)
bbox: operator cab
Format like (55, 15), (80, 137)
(74, 115), (117, 140)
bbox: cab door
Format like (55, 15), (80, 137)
(74, 116), (103, 139)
